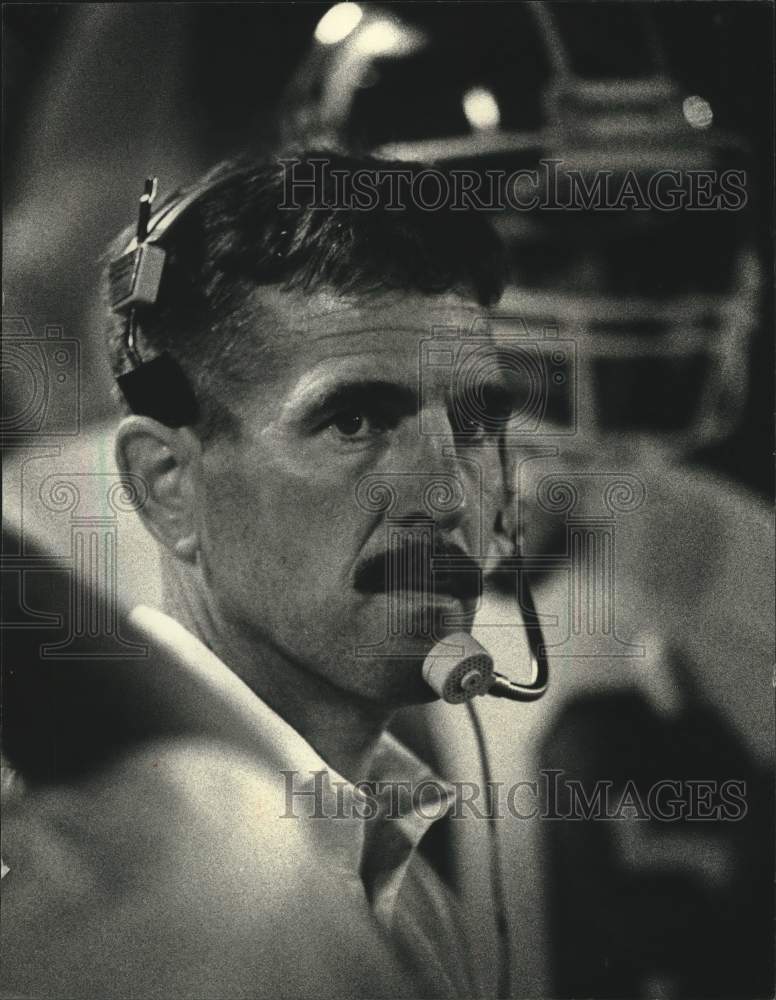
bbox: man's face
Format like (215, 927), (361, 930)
(196, 288), (512, 706)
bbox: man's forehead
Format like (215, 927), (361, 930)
(224, 286), (513, 430)
(252, 286), (486, 346)
(231, 286), (505, 418)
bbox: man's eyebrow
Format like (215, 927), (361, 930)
(297, 380), (418, 413)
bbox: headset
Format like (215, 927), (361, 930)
(108, 177), (205, 427)
(108, 177), (550, 707)
(423, 577), (548, 704)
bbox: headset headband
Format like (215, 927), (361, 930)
(108, 177), (215, 426)
(122, 181), (215, 256)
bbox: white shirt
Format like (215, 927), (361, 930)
(128, 606), (486, 996)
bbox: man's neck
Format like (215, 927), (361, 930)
(160, 558), (392, 783)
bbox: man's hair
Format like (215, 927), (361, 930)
(104, 150), (506, 438)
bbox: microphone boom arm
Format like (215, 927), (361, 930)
(421, 571), (549, 704)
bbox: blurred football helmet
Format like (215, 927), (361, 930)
(281, 2), (762, 459)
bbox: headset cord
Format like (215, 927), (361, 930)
(465, 700), (511, 999)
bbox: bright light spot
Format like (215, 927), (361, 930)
(314, 3), (363, 45)
(462, 87), (501, 131)
(682, 95), (713, 130)
(353, 19), (421, 57)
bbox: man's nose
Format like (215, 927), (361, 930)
(356, 417), (472, 531)
(410, 422), (470, 530)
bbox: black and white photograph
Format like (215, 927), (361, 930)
(2, 3), (774, 998)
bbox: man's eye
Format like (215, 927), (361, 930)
(327, 409), (387, 440)
(331, 411), (365, 436)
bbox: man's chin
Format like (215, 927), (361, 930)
(345, 619), (476, 707)
(350, 652), (441, 707)
(297, 594), (478, 706)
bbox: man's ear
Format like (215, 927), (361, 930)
(115, 416), (203, 563)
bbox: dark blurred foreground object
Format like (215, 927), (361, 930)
(0, 525), (423, 999)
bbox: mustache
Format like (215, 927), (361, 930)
(353, 538), (482, 601)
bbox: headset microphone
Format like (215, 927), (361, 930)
(421, 566), (549, 1000)
(422, 574), (549, 704)
(421, 582), (549, 1000)
(422, 632), (495, 703)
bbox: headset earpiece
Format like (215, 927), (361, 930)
(116, 353), (199, 427)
